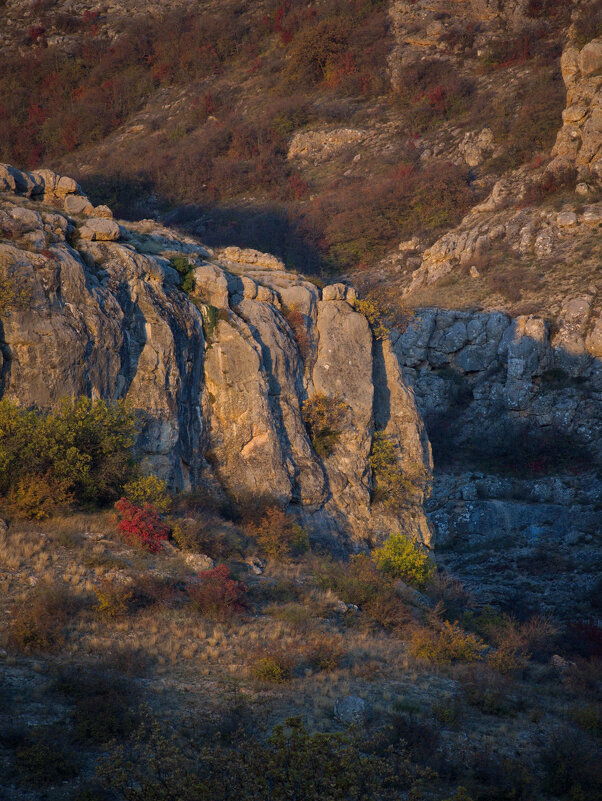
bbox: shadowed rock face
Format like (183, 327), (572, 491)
(392, 306), (602, 616)
(0, 165), (432, 548)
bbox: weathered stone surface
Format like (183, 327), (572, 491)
(288, 128), (366, 163)
(56, 175), (79, 196)
(311, 300), (374, 535)
(182, 552), (215, 572)
(203, 315), (293, 504)
(322, 283), (356, 302)
(193, 263), (229, 308)
(92, 204), (113, 219)
(0, 165), (16, 192)
(392, 302), (601, 614)
(64, 194), (94, 215)
(551, 36), (602, 186)
(10, 206), (42, 230)
(585, 310), (602, 357)
(79, 217), (121, 241)
(459, 128), (494, 167)
(236, 298), (327, 506)
(578, 39), (602, 77)
(217, 246), (284, 272)
(334, 695), (368, 725)
(0, 166), (433, 547)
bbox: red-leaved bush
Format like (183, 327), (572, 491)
(187, 565), (247, 619)
(114, 498), (169, 553)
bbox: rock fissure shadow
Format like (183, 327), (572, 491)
(371, 337), (391, 432)
(0, 320), (11, 397)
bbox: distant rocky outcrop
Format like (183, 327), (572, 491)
(550, 36), (602, 191)
(0, 165), (432, 549)
(392, 306), (601, 615)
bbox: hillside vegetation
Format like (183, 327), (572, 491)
(0, 0), (598, 287)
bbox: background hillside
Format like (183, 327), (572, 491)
(0, 0), (599, 315)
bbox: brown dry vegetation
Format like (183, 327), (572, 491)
(0, 0), (578, 283)
(1, 499), (600, 800)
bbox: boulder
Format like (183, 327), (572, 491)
(193, 263), (229, 308)
(182, 553), (215, 572)
(322, 283), (356, 302)
(56, 175), (79, 196)
(334, 696), (368, 725)
(0, 164), (16, 192)
(578, 39), (602, 77)
(79, 218), (121, 241)
(92, 205), (113, 219)
(65, 194), (94, 215)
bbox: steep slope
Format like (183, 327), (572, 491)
(0, 164), (431, 548)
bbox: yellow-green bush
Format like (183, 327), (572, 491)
(369, 432), (431, 512)
(251, 654), (293, 683)
(7, 471), (73, 519)
(353, 297), (389, 340)
(410, 620), (487, 665)
(372, 533), (434, 589)
(123, 475), (171, 513)
(94, 580), (134, 618)
(245, 505), (309, 561)
(0, 396), (136, 516)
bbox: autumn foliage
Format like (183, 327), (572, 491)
(114, 498), (169, 553)
(187, 565), (247, 619)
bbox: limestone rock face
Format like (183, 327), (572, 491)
(0, 167), (431, 547)
(287, 129), (366, 163)
(79, 217), (121, 241)
(392, 305), (602, 613)
(312, 299), (375, 535)
(550, 37), (602, 188)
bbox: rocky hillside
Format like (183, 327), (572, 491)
(0, 164), (431, 550)
(0, 0), (598, 286)
(0, 0), (600, 615)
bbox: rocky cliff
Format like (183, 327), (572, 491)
(0, 164), (431, 549)
(382, 31), (602, 613)
(390, 306), (601, 613)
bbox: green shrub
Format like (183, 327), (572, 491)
(169, 255), (195, 294)
(301, 393), (347, 457)
(0, 396), (136, 513)
(541, 728), (602, 797)
(7, 470), (73, 519)
(315, 553), (389, 607)
(200, 303), (220, 340)
(372, 533), (434, 589)
(124, 474), (172, 513)
(171, 515), (244, 560)
(94, 579), (135, 618)
(570, 704), (602, 738)
(369, 432), (431, 512)
(16, 734), (78, 785)
(98, 713), (431, 801)
(315, 553), (410, 632)
(251, 653), (293, 683)
(54, 667), (138, 744)
(353, 297), (389, 340)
